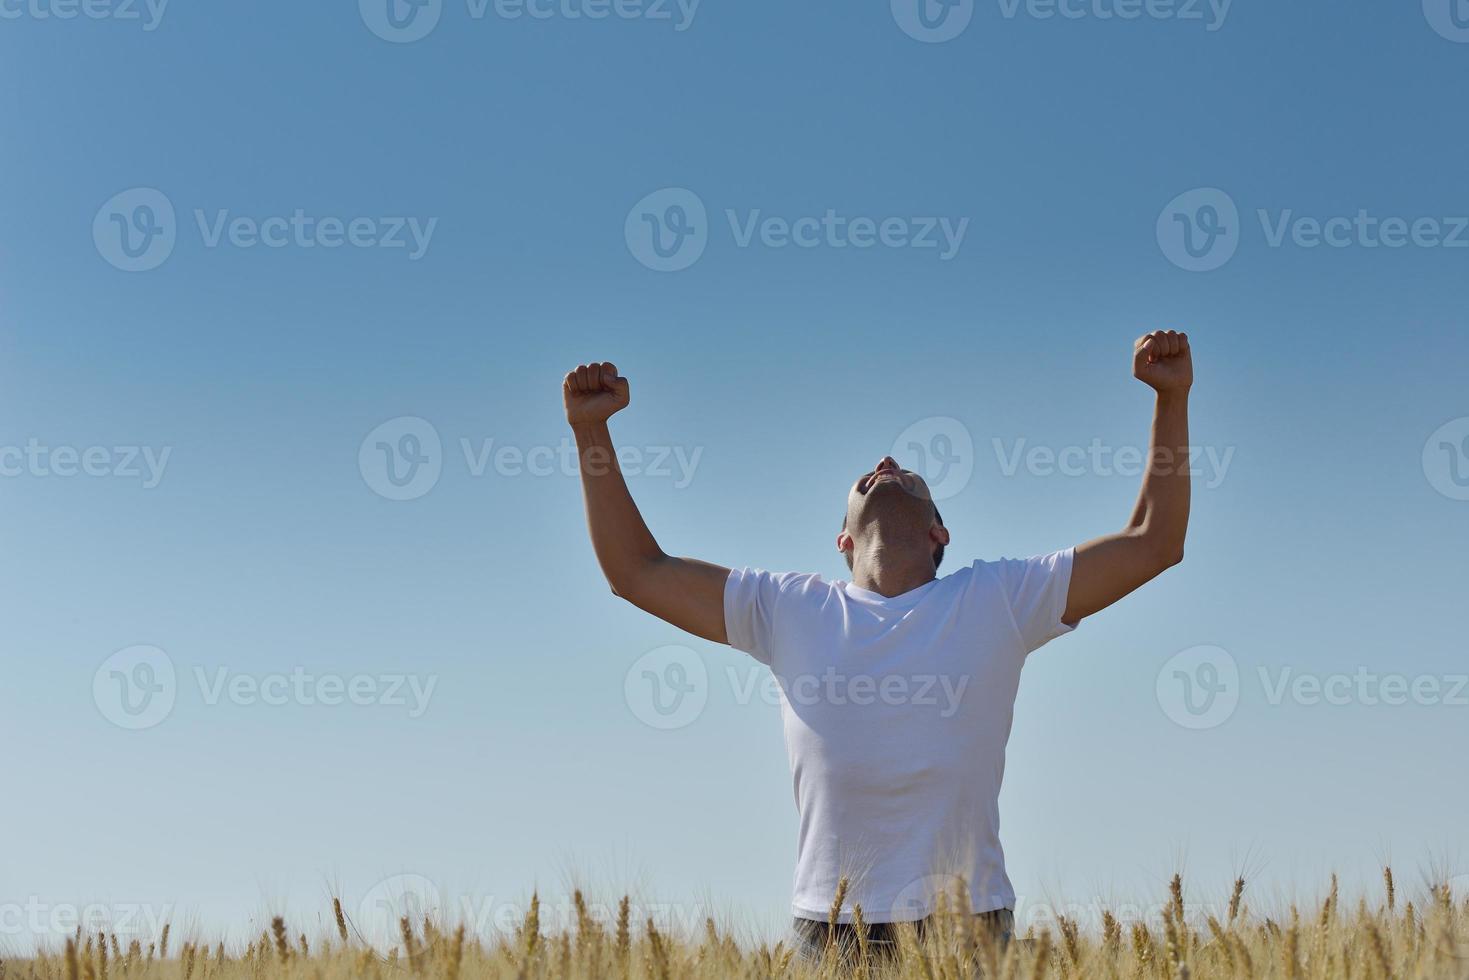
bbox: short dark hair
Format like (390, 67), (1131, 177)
(841, 504), (945, 572)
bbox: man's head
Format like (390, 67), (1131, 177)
(837, 456), (948, 573)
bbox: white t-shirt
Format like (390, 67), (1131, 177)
(723, 549), (1075, 923)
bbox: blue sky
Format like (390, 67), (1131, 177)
(2, 0), (1468, 951)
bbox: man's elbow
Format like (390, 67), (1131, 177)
(607, 575), (645, 603)
(1156, 544), (1185, 571)
(605, 556), (663, 603)
(1132, 526), (1184, 573)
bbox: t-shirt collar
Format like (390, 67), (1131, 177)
(840, 575), (941, 607)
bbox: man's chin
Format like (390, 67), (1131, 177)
(869, 478), (930, 504)
(857, 485), (933, 520)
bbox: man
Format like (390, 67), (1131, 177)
(563, 331), (1192, 955)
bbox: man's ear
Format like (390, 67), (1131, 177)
(930, 522), (951, 548)
(836, 530), (853, 557)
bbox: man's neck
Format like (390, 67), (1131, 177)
(850, 542), (937, 598)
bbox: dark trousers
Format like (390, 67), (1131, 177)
(792, 908), (1014, 962)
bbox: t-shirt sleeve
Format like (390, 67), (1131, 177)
(723, 567), (809, 666)
(988, 548), (1077, 654)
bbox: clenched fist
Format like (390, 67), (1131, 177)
(564, 361), (631, 425)
(1133, 330), (1193, 393)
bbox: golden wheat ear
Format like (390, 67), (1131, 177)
(826, 875), (850, 956)
(332, 897), (349, 945)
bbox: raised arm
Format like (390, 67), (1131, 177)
(564, 361), (730, 643)
(1062, 331), (1192, 626)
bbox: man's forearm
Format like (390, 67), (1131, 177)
(1127, 391), (1191, 562)
(1063, 331), (1192, 625)
(572, 420), (664, 593)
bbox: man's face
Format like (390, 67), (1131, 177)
(848, 456), (932, 510)
(839, 456), (947, 566)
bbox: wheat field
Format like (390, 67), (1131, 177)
(9, 869), (1468, 980)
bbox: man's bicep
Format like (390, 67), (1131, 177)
(624, 555), (731, 644)
(1064, 532), (1173, 625)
